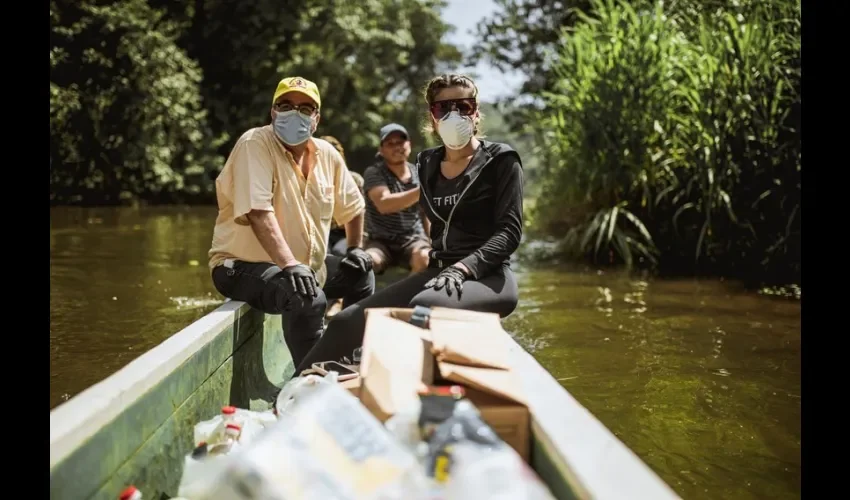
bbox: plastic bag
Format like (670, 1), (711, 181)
(199, 379), (430, 500)
(274, 372), (338, 416)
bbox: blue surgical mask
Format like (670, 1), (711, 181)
(273, 110), (313, 146)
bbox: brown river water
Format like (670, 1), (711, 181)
(49, 206), (801, 499)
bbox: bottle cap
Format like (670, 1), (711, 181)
(418, 385), (465, 398)
(119, 486), (141, 500)
(221, 406), (236, 415)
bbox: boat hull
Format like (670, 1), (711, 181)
(49, 299), (679, 500)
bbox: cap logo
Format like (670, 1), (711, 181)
(291, 78), (306, 88)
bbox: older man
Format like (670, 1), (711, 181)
(208, 76), (374, 367)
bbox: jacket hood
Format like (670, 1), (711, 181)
(419, 140), (522, 183)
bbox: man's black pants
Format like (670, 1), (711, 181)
(211, 255), (375, 367)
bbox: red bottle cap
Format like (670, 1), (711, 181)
(119, 486), (140, 500)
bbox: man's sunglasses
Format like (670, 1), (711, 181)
(274, 101), (318, 117)
(429, 98), (477, 120)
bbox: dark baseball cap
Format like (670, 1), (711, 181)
(379, 123), (409, 143)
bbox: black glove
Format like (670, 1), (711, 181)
(281, 263), (318, 299)
(341, 246), (373, 273)
(423, 265), (468, 298)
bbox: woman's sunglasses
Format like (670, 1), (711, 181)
(429, 98), (477, 120)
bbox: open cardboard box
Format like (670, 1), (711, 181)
(358, 307), (530, 461)
(338, 368), (361, 397)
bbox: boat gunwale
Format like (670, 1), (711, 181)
(507, 336), (680, 499)
(49, 299), (248, 469)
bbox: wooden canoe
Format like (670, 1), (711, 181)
(49, 299), (681, 500)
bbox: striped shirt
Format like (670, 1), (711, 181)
(362, 160), (424, 241)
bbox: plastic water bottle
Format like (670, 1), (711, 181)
(225, 423), (240, 440)
(200, 380), (431, 500)
(208, 423), (241, 456)
(194, 406), (269, 447)
(193, 406), (237, 446)
(444, 442), (556, 499)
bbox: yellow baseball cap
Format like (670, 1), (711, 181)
(272, 76), (321, 108)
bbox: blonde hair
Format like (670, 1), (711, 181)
(350, 171), (364, 191)
(421, 74), (485, 142)
(321, 135), (363, 191)
(320, 135), (345, 159)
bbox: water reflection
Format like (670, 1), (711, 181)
(49, 206), (800, 500)
(503, 265), (800, 500)
(50, 206), (225, 408)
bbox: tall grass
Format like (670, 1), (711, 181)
(530, 0), (800, 283)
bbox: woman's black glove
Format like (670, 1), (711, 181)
(424, 265), (468, 298)
(281, 264), (318, 299)
(341, 246), (373, 273)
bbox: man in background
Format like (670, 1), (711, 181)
(321, 135), (364, 257)
(321, 135), (365, 318)
(362, 123), (431, 275)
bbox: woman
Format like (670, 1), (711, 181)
(295, 74), (524, 373)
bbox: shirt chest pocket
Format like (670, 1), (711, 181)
(316, 184), (334, 222)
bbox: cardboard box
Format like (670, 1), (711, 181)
(339, 371), (361, 397)
(358, 307), (530, 462)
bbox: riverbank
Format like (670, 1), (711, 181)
(518, 238), (802, 295)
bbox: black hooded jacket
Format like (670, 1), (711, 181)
(416, 140), (524, 279)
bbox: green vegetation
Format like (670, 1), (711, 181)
(50, 0), (461, 205)
(50, 0), (800, 284)
(478, 0), (800, 285)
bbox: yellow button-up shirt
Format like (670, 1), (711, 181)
(208, 125), (364, 287)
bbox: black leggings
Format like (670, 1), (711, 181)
(294, 265), (519, 375)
